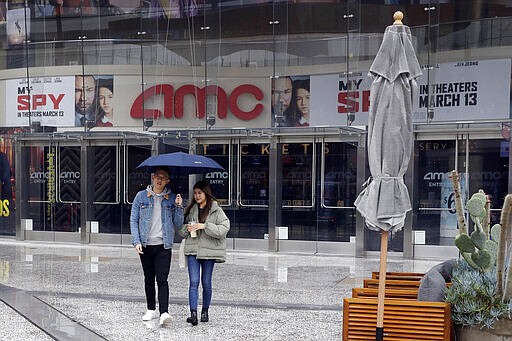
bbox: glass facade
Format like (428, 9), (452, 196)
(414, 137), (509, 244)
(0, 1), (511, 257)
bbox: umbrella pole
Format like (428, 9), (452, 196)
(376, 230), (389, 341)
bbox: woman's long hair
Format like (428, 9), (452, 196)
(290, 79), (310, 125)
(93, 79), (113, 124)
(184, 180), (216, 222)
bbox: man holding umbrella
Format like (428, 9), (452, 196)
(130, 168), (184, 327)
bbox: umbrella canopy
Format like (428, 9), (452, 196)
(353, 12), (421, 341)
(354, 21), (421, 233)
(136, 151), (224, 175)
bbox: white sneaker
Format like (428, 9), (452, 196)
(159, 312), (172, 327)
(142, 310), (159, 321)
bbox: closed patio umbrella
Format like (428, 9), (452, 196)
(354, 11), (421, 341)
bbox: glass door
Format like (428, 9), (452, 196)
(55, 145), (81, 232)
(195, 136), (361, 252)
(19, 141), (82, 237)
(18, 138), (154, 242)
(88, 144), (121, 235)
(460, 138), (509, 227)
(281, 140), (315, 241)
(195, 142), (234, 240)
(414, 138), (457, 246)
(237, 140), (270, 239)
(413, 133), (509, 246)
(318, 140), (358, 242)
(196, 139), (270, 243)
(117, 143), (153, 240)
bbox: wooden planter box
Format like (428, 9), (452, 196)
(343, 298), (451, 341)
(343, 273), (453, 340)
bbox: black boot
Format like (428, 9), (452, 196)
(200, 308), (209, 322)
(186, 310), (198, 326)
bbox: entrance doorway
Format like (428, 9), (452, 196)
(15, 133), (157, 243)
(194, 133), (365, 253)
(13, 128), (368, 256)
(413, 132), (509, 247)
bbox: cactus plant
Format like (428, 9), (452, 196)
(446, 170), (512, 329)
(450, 170), (467, 234)
(453, 189), (497, 272)
(497, 194), (512, 301)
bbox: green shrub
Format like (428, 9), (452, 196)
(445, 260), (512, 328)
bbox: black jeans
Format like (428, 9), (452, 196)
(140, 244), (172, 314)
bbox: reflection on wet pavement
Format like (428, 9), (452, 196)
(0, 239), (440, 340)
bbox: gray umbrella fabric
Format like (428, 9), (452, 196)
(353, 14), (421, 341)
(354, 23), (421, 233)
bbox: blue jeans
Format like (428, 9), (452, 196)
(187, 255), (215, 310)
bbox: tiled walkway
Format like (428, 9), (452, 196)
(0, 239), (441, 340)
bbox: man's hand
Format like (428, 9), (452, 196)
(135, 244), (143, 254)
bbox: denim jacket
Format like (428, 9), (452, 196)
(130, 188), (184, 249)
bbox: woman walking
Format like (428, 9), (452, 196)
(179, 180), (230, 325)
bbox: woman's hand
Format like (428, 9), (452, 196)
(187, 222), (205, 232)
(187, 222), (196, 232)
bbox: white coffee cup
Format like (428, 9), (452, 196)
(189, 221), (197, 238)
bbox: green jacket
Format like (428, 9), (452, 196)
(178, 201), (230, 263)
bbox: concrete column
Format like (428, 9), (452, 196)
(15, 138), (24, 241)
(355, 133), (366, 257)
(80, 138), (90, 244)
(268, 137), (282, 252)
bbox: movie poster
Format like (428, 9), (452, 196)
(0, 127), (26, 236)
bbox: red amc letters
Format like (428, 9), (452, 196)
(130, 84), (264, 121)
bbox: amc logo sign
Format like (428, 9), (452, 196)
(130, 84), (264, 121)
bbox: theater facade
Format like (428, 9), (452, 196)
(0, 1), (511, 259)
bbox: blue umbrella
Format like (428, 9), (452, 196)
(136, 151), (224, 175)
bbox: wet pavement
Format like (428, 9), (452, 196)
(0, 239), (440, 340)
